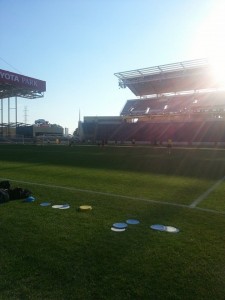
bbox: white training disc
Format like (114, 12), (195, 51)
(126, 219), (140, 225)
(111, 227), (126, 232)
(52, 205), (64, 209)
(150, 224), (166, 231)
(112, 222), (128, 229)
(164, 226), (180, 233)
(59, 205), (70, 210)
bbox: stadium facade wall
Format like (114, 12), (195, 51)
(79, 118), (225, 146)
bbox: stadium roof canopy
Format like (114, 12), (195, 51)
(0, 122), (31, 128)
(0, 68), (46, 99)
(114, 58), (223, 96)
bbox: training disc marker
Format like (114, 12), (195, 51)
(52, 205), (64, 209)
(79, 205), (92, 211)
(24, 196), (35, 203)
(150, 224), (166, 231)
(126, 219), (140, 225)
(164, 226), (180, 233)
(111, 227), (126, 232)
(59, 205), (70, 209)
(112, 222), (128, 229)
(40, 202), (51, 206)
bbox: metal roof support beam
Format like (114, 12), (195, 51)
(15, 97), (17, 127)
(0, 99), (3, 135)
(8, 98), (10, 136)
(0, 99), (3, 124)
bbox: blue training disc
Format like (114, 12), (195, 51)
(113, 222), (128, 229)
(150, 224), (166, 231)
(24, 196), (35, 202)
(126, 219), (140, 225)
(40, 202), (51, 206)
(59, 204), (70, 209)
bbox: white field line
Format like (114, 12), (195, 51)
(189, 176), (225, 208)
(1, 177), (225, 216)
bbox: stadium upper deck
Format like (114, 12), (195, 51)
(114, 58), (222, 96)
(120, 90), (225, 117)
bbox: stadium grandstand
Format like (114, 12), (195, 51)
(79, 58), (225, 146)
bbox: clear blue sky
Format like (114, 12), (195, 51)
(1, 0), (223, 134)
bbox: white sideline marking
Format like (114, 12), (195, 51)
(189, 176), (225, 208)
(1, 177), (225, 216)
(1, 177), (188, 207)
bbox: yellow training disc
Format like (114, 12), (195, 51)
(79, 205), (92, 211)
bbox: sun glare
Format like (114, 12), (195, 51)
(190, 1), (225, 85)
(208, 57), (225, 86)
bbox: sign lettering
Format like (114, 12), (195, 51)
(0, 69), (46, 92)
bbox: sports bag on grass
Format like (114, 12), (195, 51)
(0, 189), (10, 203)
(8, 188), (32, 200)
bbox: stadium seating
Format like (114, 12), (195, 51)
(80, 90), (225, 145)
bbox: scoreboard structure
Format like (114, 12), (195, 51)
(0, 68), (46, 134)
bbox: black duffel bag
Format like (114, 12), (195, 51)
(0, 189), (10, 204)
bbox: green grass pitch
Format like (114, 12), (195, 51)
(0, 144), (225, 299)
